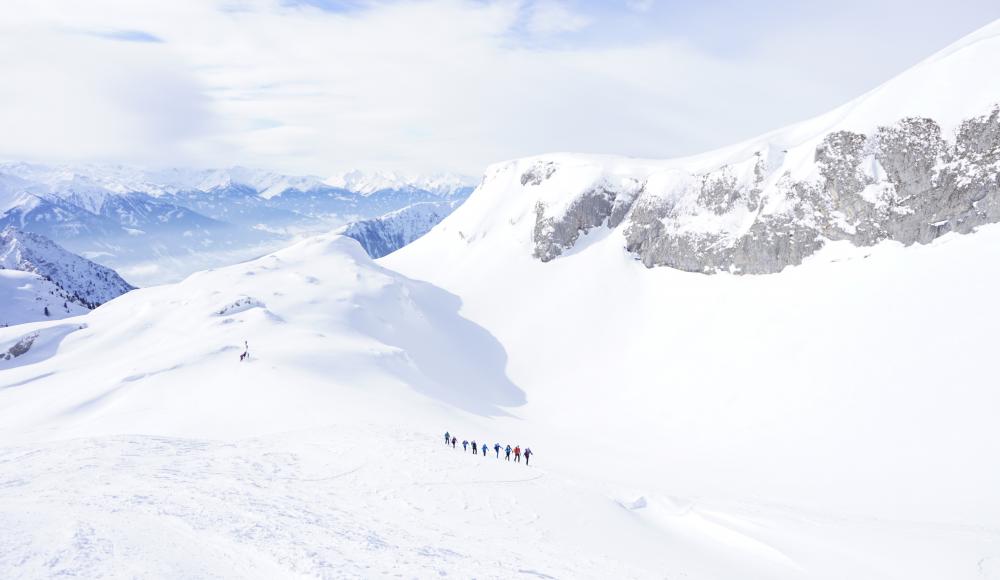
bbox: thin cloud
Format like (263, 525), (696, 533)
(524, 1), (591, 35)
(81, 28), (164, 43)
(0, 0), (998, 177)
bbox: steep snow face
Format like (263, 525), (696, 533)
(437, 20), (1000, 274)
(0, 227), (133, 310)
(340, 200), (462, 258)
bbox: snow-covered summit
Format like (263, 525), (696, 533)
(0, 226), (133, 309)
(402, 19), (1000, 275)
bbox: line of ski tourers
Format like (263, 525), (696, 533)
(444, 431), (533, 465)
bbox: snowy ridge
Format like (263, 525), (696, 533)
(340, 200), (462, 258)
(423, 19), (1000, 274)
(0, 227), (133, 310)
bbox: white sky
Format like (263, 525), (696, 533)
(1, 0), (998, 177)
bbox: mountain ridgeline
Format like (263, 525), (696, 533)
(428, 22), (1000, 275)
(524, 106), (1000, 274)
(0, 165), (473, 284)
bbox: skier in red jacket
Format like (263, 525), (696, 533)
(514, 445), (521, 463)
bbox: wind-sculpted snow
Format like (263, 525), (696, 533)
(0, 233), (523, 427)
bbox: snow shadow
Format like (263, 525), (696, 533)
(352, 275), (525, 417)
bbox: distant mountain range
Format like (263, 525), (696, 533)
(0, 163), (474, 285)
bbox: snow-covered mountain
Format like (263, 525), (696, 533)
(424, 21), (1000, 275)
(378, 19), (1000, 578)
(340, 200), (462, 258)
(3, 19), (1000, 580)
(0, 227), (133, 308)
(0, 163), (474, 284)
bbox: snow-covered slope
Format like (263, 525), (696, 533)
(3, 20), (1000, 580)
(0, 234), (661, 578)
(430, 20), (1000, 274)
(0, 269), (89, 327)
(2, 229), (998, 578)
(0, 227), (132, 309)
(340, 200), (462, 258)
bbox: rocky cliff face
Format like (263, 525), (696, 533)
(521, 105), (1000, 274)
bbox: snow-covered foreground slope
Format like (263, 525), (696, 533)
(4, 230), (997, 578)
(386, 220), (1000, 578)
